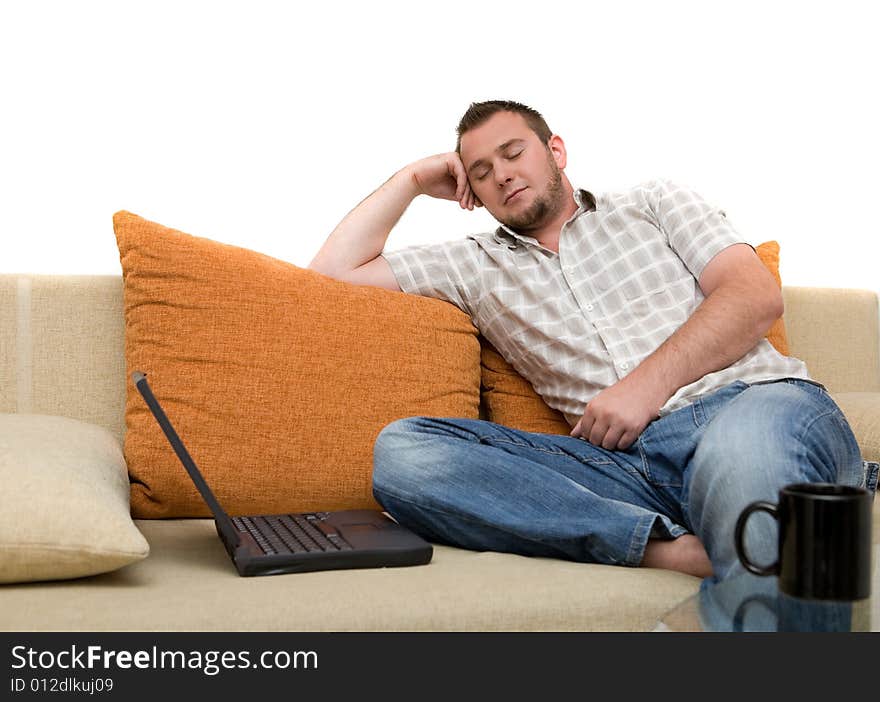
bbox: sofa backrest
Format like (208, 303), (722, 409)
(2, 275), (879, 445)
(782, 286), (880, 394)
(0, 275), (126, 443)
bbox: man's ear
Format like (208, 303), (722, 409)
(548, 134), (567, 169)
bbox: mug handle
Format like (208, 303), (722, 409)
(734, 501), (779, 576)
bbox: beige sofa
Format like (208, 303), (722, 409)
(1, 275), (878, 631)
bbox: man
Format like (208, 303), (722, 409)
(308, 100), (872, 579)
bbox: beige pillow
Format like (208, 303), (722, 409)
(0, 414), (149, 583)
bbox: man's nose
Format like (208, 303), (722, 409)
(494, 166), (512, 187)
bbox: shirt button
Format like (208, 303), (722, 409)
(586, 304), (594, 311)
(620, 362), (629, 370)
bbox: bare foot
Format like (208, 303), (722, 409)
(641, 534), (713, 578)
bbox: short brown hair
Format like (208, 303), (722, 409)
(455, 100), (552, 153)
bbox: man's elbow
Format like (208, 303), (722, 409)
(307, 260), (345, 280)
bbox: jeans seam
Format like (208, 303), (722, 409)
(692, 399), (705, 427)
(863, 462), (879, 493)
(785, 379), (839, 412)
(791, 398), (859, 486)
(797, 406), (845, 444)
(372, 485), (594, 557)
(787, 407), (834, 481)
(626, 514), (659, 567)
(781, 377), (828, 393)
(637, 440), (650, 484)
(476, 435), (565, 456)
(636, 438), (683, 488)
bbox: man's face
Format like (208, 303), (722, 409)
(459, 111), (566, 232)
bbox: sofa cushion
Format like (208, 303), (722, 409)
(0, 414), (149, 583)
(113, 211), (481, 518)
(480, 240), (792, 433)
(0, 519), (701, 631)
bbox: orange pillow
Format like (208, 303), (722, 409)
(754, 240), (789, 356)
(480, 340), (571, 435)
(114, 211), (481, 518)
(480, 240), (790, 434)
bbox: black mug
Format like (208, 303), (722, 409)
(734, 483), (873, 600)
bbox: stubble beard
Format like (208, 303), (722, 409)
(498, 156), (566, 233)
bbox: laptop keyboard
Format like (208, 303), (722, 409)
(232, 513), (354, 555)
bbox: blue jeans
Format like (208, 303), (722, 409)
(372, 379), (877, 580)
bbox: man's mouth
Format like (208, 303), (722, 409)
(504, 187), (527, 205)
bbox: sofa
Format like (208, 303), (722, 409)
(1, 223), (879, 631)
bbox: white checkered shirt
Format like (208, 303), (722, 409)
(381, 179), (810, 426)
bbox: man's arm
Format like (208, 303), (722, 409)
(571, 243), (783, 449)
(307, 153), (478, 290)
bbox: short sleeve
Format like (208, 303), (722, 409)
(380, 238), (483, 318)
(647, 179), (749, 280)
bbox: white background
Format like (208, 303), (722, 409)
(1, 0), (877, 290)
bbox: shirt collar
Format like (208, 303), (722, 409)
(492, 187), (598, 247)
(573, 187), (597, 213)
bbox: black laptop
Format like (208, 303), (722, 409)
(132, 371), (433, 577)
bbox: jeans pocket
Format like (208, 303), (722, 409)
(692, 380), (750, 427)
(778, 378), (851, 423)
(636, 445), (683, 487)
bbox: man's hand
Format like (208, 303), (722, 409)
(570, 375), (668, 450)
(309, 152), (484, 280)
(405, 153), (483, 210)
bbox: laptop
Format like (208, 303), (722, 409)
(132, 371), (433, 576)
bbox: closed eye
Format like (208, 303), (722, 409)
(475, 150), (523, 180)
